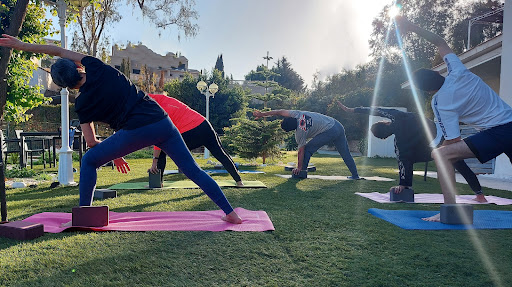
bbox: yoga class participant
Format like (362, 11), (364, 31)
(338, 101), (487, 203)
(253, 109), (360, 179)
(147, 94), (243, 187)
(0, 34), (242, 224)
(395, 16), (512, 221)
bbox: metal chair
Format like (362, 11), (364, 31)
(1, 130), (21, 166)
(15, 130), (46, 169)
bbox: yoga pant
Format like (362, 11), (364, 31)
(302, 121), (359, 177)
(464, 121), (512, 164)
(401, 159), (482, 194)
(452, 160), (482, 195)
(79, 118), (234, 214)
(157, 120), (241, 182)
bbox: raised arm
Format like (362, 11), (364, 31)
(0, 34), (86, 64)
(336, 101), (354, 113)
(340, 100), (403, 122)
(253, 109), (291, 119)
(395, 16), (453, 58)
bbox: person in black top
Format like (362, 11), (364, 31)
(0, 34), (242, 224)
(338, 101), (487, 203)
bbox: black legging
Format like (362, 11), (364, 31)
(452, 160), (482, 195)
(157, 120), (241, 182)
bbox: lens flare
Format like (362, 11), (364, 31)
(388, 5), (401, 19)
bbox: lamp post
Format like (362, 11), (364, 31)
(45, 0), (90, 185)
(196, 80), (218, 158)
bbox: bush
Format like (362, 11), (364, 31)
(124, 148), (153, 159)
(35, 172), (54, 181)
(5, 167), (37, 178)
(284, 133), (297, 151)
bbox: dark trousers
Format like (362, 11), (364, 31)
(157, 120), (241, 182)
(79, 118), (234, 214)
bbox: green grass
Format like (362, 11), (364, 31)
(1, 152), (512, 286)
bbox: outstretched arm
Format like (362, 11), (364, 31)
(395, 16), (453, 58)
(339, 101), (402, 122)
(336, 101), (355, 113)
(253, 109), (291, 119)
(0, 34), (86, 64)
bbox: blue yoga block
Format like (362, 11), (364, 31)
(390, 187), (414, 202)
(291, 170), (308, 179)
(440, 204), (473, 225)
(94, 189), (117, 199)
(148, 170), (162, 188)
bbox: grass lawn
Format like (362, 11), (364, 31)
(1, 152), (512, 286)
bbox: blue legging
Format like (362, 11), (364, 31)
(302, 121), (359, 177)
(79, 118), (234, 215)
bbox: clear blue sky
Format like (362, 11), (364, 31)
(48, 0), (390, 87)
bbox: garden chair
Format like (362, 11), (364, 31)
(15, 130), (46, 169)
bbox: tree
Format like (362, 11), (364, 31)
(450, 0), (504, 54)
(0, 0), (52, 221)
(245, 64), (268, 81)
(70, 0), (120, 57)
(128, 0), (198, 38)
(223, 115), (286, 163)
(119, 57), (130, 77)
(273, 56), (305, 92)
(136, 64), (157, 93)
(370, 0), (457, 67)
(214, 54), (224, 77)
(71, 0), (199, 58)
(245, 57), (305, 92)
(1, 0), (51, 123)
(163, 70), (246, 134)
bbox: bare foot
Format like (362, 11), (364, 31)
(222, 211), (243, 224)
(60, 221), (73, 228)
(473, 194), (488, 203)
(236, 181), (244, 187)
(422, 213), (441, 222)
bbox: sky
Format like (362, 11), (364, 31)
(48, 0), (391, 87)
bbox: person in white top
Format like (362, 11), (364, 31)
(396, 16), (512, 222)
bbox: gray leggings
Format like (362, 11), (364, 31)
(302, 121), (359, 177)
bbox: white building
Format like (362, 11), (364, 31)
(110, 44), (200, 83)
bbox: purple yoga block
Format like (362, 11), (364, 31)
(0, 221), (44, 240)
(72, 206), (109, 227)
(440, 204), (473, 225)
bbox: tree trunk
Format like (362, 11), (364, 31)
(0, 0), (30, 222)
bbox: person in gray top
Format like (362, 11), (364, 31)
(253, 109), (360, 179)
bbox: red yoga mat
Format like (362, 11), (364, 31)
(22, 208), (274, 233)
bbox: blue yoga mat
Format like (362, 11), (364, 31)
(368, 208), (512, 230)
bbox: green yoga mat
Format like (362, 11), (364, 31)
(109, 180), (267, 190)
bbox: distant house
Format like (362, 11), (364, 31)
(110, 44), (200, 83)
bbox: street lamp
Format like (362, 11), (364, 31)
(44, 0), (90, 185)
(196, 80), (218, 158)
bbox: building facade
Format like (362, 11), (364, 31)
(110, 44), (200, 83)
